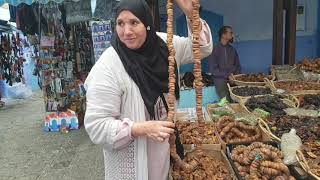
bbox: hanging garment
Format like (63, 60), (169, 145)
(93, 0), (114, 20)
(16, 4), (38, 35)
(9, 5), (17, 22)
(64, 0), (92, 24)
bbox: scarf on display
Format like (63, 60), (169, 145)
(111, 0), (180, 118)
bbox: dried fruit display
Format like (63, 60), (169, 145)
(299, 94), (320, 110)
(231, 142), (295, 180)
(301, 142), (320, 177)
(299, 58), (320, 74)
(274, 81), (320, 91)
(216, 116), (262, 144)
(266, 115), (320, 177)
(166, 0), (188, 171)
(167, 0), (205, 172)
(235, 73), (272, 82)
(190, 0), (204, 124)
(271, 65), (304, 81)
(245, 95), (289, 115)
(176, 122), (218, 144)
(232, 86), (272, 97)
(266, 115), (320, 143)
(172, 148), (233, 180)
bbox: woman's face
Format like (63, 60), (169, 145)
(116, 10), (147, 50)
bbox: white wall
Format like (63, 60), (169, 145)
(0, 5), (10, 21)
(159, 0), (318, 41)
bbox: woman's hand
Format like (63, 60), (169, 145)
(175, 0), (194, 19)
(132, 121), (175, 142)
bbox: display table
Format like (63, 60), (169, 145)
(178, 86), (220, 108)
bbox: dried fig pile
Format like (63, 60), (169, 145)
(167, 0), (206, 172)
(231, 142), (295, 180)
(176, 122), (218, 144)
(172, 148), (233, 180)
(216, 116), (262, 144)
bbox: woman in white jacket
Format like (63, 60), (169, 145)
(84, 0), (213, 179)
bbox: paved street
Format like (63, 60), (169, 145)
(0, 91), (104, 180)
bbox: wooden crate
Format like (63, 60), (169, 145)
(169, 145), (238, 180)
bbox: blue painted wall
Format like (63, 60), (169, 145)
(233, 39), (273, 74)
(166, 0), (320, 74)
(176, 10), (223, 73)
(233, 34), (319, 74)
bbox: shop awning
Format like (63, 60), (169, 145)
(0, 0), (65, 6)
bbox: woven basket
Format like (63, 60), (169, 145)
(215, 117), (272, 151)
(258, 119), (320, 180)
(296, 150), (320, 180)
(227, 83), (273, 103)
(206, 103), (249, 122)
(240, 94), (299, 114)
(229, 73), (275, 86)
(257, 118), (281, 142)
(270, 65), (304, 81)
(294, 93), (320, 109)
(169, 145), (238, 180)
(266, 79), (320, 96)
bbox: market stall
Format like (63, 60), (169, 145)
(0, 0), (115, 131)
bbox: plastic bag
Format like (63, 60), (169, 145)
(253, 108), (270, 119)
(217, 97), (229, 107)
(210, 105), (235, 121)
(234, 113), (258, 126)
(284, 108), (319, 117)
(281, 129), (302, 165)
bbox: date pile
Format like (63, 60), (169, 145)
(274, 81), (320, 91)
(299, 94), (320, 110)
(232, 86), (272, 97)
(245, 95), (289, 115)
(216, 116), (262, 144)
(172, 148), (233, 180)
(231, 142), (295, 180)
(267, 115), (320, 177)
(235, 73), (271, 82)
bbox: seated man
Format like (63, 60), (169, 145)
(208, 26), (241, 101)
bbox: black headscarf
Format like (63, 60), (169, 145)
(111, 0), (179, 119)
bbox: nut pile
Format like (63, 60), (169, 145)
(172, 148), (233, 180)
(216, 116), (262, 144)
(231, 142), (295, 180)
